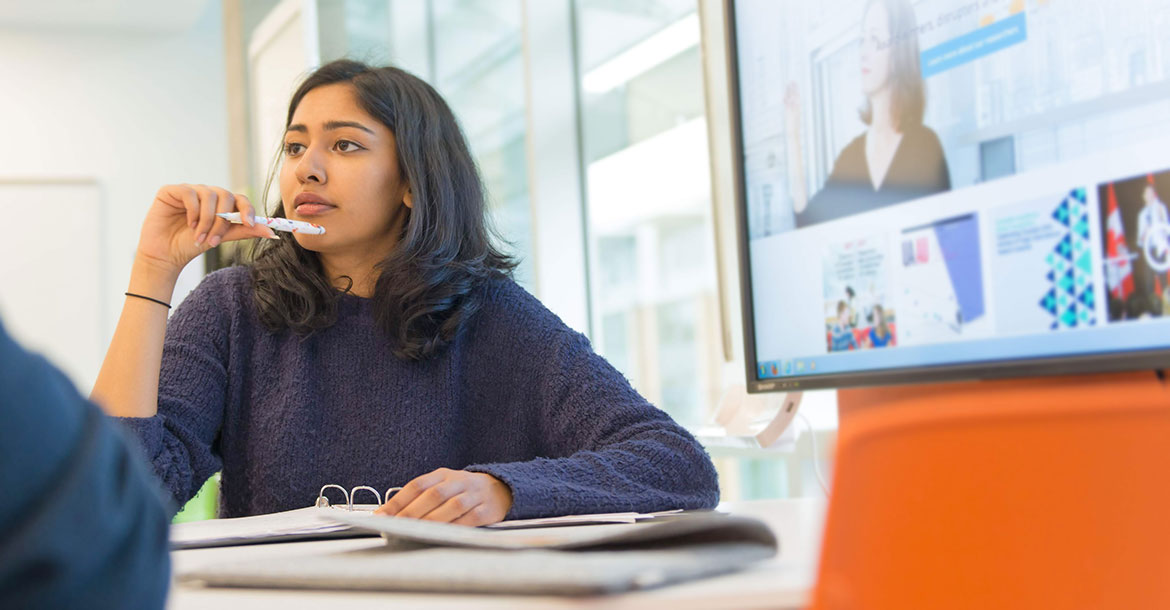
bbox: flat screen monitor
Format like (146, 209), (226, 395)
(727, 0), (1170, 391)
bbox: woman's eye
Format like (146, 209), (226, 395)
(335, 140), (362, 152)
(284, 143), (304, 155)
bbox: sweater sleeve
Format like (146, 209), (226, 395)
(115, 270), (235, 512)
(465, 286), (720, 519)
(0, 321), (170, 609)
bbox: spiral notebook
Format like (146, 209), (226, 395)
(171, 483), (674, 550)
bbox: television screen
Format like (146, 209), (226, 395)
(729, 0), (1170, 390)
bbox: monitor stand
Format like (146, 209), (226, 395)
(836, 369), (1168, 421)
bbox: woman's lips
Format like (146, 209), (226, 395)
(295, 203), (336, 217)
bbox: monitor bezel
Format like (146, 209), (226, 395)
(722, 0), (1170, 393)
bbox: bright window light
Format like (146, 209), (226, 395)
(581, 13), (700, 94)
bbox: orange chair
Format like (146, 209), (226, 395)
(812, 371), (1170, 610)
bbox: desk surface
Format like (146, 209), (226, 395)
(169, 497), (825, 610)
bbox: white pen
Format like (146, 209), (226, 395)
(216, 212), (326, 235)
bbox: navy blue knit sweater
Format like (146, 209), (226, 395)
(118, 267), (719, 519)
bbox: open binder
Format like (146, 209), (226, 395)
(170, 484), (400, 549)
(179, 510), (779, 595)
(172, 483), (687, 550)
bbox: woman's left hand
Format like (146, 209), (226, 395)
(374, 468), (513, 526)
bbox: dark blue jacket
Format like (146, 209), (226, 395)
(0, 321), (171, 609)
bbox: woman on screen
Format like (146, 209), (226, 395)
(90, 60), (718, 524)
(829, 300), (858, 352)
(866, 304), (894, 348)
(786, 0), (950, 227)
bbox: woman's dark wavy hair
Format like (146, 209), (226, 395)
(248, 59), (515, 360)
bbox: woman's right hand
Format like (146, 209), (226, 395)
(784, 82), (801, 131)
(135, 184), (277, 277)
(784, 82), (810, 214)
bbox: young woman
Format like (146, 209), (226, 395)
(90, 60), (719, 525)
(829, 300), (858, 352)
(786, 0), (951, 227)
(866, 304), (893, 348)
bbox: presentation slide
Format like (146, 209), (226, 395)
(735, 0), (1170, 379)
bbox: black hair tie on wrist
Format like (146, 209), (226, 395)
(125, 292), (171, 309)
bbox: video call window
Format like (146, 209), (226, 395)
(740, 0), (1170, 238)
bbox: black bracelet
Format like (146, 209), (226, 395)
(125, 292), (171, 309)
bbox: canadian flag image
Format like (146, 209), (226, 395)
(1103, 182), (1135, 301)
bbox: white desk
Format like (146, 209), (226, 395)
(169, 498), (825, 610)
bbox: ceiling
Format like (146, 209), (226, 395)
(0, 0), (213, 33)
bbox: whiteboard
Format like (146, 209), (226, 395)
(0, 180), (104, 393)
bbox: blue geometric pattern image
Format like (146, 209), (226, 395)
(1039, 188), (1096, 330)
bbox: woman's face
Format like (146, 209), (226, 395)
(278, 82), (410, 257)
(859, 2), (892, 97)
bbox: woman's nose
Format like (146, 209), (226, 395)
(295, 148), (326, 184)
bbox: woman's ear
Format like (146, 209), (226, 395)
(403, 188), (413, 209)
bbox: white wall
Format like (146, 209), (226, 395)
(0, 2), (228, 390)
